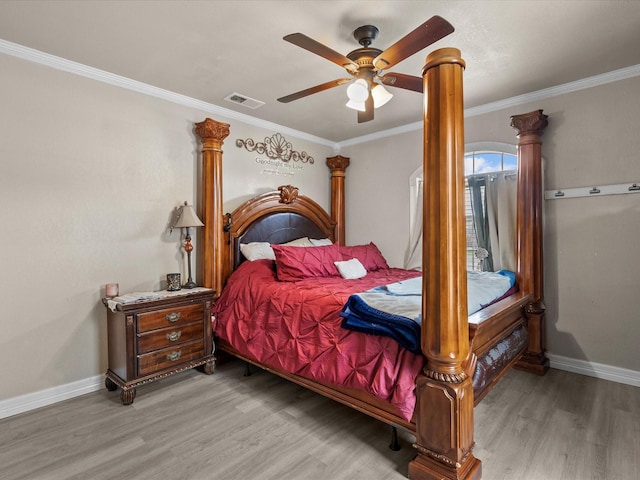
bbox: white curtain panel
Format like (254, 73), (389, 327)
(486, 172), (517, 271)
(404, 182), (423, 270)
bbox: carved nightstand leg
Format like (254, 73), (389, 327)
(105, 376), (118, 392)
(203, 357), (216, 375)
(120, 387), (136, 405)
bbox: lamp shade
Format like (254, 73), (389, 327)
(345, 99), (366, 111)
(173, 202), (204, 228)
(372, 84), (393, 108)
(346, 79), (369, 102)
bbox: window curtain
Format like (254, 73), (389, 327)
(468, 176), (493, 271)
(486, 172), (517, 271)
(404, 179), (423, 270)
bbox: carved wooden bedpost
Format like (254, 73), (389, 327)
(326, 155), (350, 245)
(511, 110), (550, 375)
(195, 118), (230, 297)
(408, 47), (481, 480)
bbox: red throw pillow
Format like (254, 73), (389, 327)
(339, 242), (389, 271)
(272, 244), (343, 281)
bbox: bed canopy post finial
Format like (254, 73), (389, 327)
(326, 155), (350, 245)
(409, 47), (481, 480)
(511, 110), (550, 376)
(195, 118), (230, 296)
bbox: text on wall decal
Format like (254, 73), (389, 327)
(235, 133), (315, 164)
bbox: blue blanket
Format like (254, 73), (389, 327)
(340, 271), (515, 354)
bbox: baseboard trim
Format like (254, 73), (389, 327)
(548, 353), (640, 387)
(0, 375), (103, 420)
(2, 356), (638, 420)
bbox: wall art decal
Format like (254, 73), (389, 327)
(236, 133), (314, 164)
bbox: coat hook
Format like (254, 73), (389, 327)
(629, 183), (640, 191)
(589, 187), (601, 194)
(554, 190), (565, 197)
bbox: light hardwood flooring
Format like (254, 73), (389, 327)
(1, 360), (638, 480)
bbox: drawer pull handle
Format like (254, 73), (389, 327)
(166, 331), (182, 342)
(167, 351), (182, 362)
(166, 312), (181, 322)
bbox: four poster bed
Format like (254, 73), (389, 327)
(195, 47), (549, 480)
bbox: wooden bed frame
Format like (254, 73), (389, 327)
(194, 47), (548, 480)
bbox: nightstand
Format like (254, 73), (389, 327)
(103, 288), (215, 405)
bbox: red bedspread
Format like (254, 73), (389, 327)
(213, 259), (424, 421)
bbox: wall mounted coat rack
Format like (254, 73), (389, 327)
(545, 182), (640, 200)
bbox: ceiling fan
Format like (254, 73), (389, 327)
(277, 16), (454, 123)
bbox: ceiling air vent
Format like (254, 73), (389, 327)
(224, 92), (265, 109)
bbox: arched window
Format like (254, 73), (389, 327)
(405, 142), (517, 272)
(464, 143), (518, 271)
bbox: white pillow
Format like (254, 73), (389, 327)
(309, 237), (333, 246)
(240, 242), (275, 261)
(334, 258), (367, 279)
(284, 237), (314, 247)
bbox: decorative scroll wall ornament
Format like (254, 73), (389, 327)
(236, 133), (314, 164)
(278, 185), (299, 204)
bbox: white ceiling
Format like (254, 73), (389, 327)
(1, 0), (640, 143)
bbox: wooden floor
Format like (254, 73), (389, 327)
(1, 360), (638, 480)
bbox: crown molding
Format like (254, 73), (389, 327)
(339, 63), (640, 148)
(2, 38), (639, 151)
(337, 120), (423, 149)
(0, 39), (337, 150)
(463, 64), (640, 118)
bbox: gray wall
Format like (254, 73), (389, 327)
(343, 76), (640, 372)
(0, 53), (333, 402)
(1, 48), (638, 407)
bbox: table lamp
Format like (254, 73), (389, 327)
(172, 201), (204, 288)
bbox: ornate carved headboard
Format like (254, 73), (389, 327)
(223, 185), (336, 278)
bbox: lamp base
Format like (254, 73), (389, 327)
(183, 280), (197, 289)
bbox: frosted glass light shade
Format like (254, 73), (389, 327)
(372, 84), (393, 108)
(345, 99), (366, 111)
(346, 79), (369, 102)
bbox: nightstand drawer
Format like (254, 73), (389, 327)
(137, 321), (203, 354)
(104, 288), (215, 404)
(137, 303), (203, 333)
(137, 339), (205, 376)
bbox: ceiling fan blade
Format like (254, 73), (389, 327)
(277, 78), (352, 103)
(373, 16), (454, 70)
(380, 72), (423, 93)
(284, 33), (359, 73)
(357, 93), (374, 123)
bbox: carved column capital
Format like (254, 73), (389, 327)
(326, 155), (350, 174)
(510, 110), (548, 138)
(195, 118), (230, 149)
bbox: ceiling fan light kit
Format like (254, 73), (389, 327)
(346, 79), (369, 102)
(371, 84), (393, 108)
(278, 16), (454, 123)
(345, 79), (393, 111)
(346, 99), (366, 112)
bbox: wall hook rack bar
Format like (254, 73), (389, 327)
(545, 182), (640, 200)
